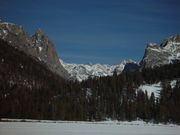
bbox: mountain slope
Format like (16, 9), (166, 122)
(0, 39), (86, 120)
(0, 39), (63, 90)
(0, 22), (69, 79)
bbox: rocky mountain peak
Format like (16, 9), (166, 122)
(161, 35), (180, 46)
(35, 28), (45, 35)
(170, 34), (180, 42)
(32, 29), (49, 43)
(0, 22), (26, 37)
(32, 29), (69, 78)
(0, 22), (31, 52)
(160, 35), (180, 52)
(141, 35), (180, 68)
(0, 22), (69, 79)
(147, 42), (158, 48)
(32, 29), (49, 44)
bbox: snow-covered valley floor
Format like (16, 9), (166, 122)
(0, 120), (180, 135)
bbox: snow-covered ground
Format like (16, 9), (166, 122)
(0, 120), (180, 135)
(138, 80), (177, 98)
(138, 82), (162, 98)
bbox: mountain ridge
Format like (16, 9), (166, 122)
(0, 22), (69, 79)
(1, 21), (180, 81)
(141, 34), (180, 68)
(62, 34), (180, 81)
(61, 59), (138, 81)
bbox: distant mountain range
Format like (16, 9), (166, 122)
(62, 35), (180, 81)
(0, 21), (180, 81)
(61, 59), (138, 81)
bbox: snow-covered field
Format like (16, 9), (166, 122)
(0, 120), (180, 135)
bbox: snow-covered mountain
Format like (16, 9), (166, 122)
(61, 60), (138, 81)
(141, 35), (180, 68)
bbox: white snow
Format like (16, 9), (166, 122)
(138, 80), (178, 98)
(63, 63), (116, 81)
(0, 120), (179, 135)
(39, 46), (43, 52)
(163, 41), (180, 52)
(149, 47), (162, 53)
(170, 80), (177, 88)
(19, 64), (24, 69)
(148, 42), (158, 47)
(2, 29), (7, 34)
(86, 88), (92, 97)
(0, 22), (15, 25)
(61, 59), (137, 81)
(0, 29), (8, 39)
(138, 82), (161, 98)
(176, 53), (180, 58)
(2, 29), (8, 39)
(38, 57), (42, 61)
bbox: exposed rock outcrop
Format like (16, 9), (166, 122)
(141, 35), (180, 68)
(0, 22), (69, 79)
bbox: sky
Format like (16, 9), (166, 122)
(0, 0), (180, 64)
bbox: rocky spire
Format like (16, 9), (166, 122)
(0, 22), (69, 79)
(31, 28), (70, 78)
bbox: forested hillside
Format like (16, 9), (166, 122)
(81, 62), (180, 123)
(0, 39), (86, 120)
(0, 39), (180, 123)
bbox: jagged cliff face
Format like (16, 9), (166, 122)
(31, 29), (69, 79)
(0, 22), (69, 79)
(141, 35), (180, 68)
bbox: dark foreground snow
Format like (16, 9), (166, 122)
(0, 121), (180, 135)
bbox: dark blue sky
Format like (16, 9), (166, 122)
(0, 0), (180, 64)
